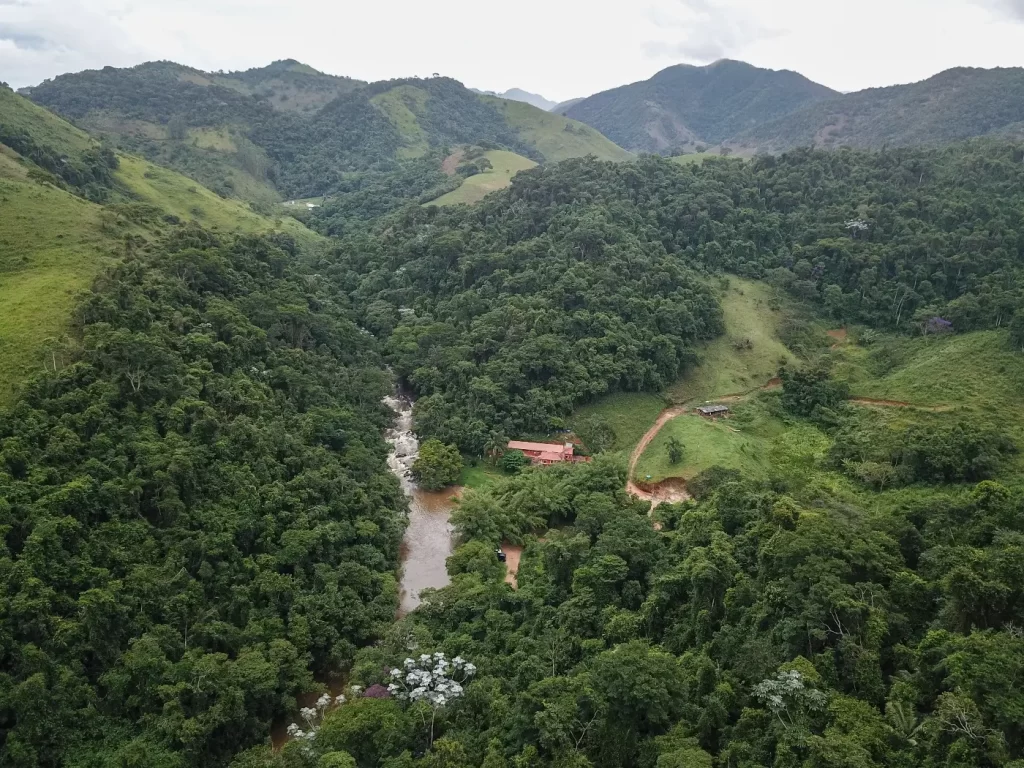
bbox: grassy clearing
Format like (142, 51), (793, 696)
(458, 461), (508, 490)
(669, 277), (798, 403)
(116, 156), (316, 242)
(639, 325), (1024, 486)
(371, 86), (430, 159)
(483, 96), (633, 162)
(0, 175), (116, 404)
(187, 127), (238, 152)
(0, 86), (94, 158)
(570, 392), (668, 454)
(833, 330), (1024, 411)
(634, 398), (829, 484)
(429, 150), (538, 206)
(832, 328), (1024, 475)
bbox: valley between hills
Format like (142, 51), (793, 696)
(1, 52), (1024, 768)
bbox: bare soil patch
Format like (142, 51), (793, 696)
(441, 149), (465, 176)
(501, 541), (523, 588)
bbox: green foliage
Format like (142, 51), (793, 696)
(353, 460), (1024, 767)
(830, 416), (1017, 486)
(500, 450), (530, 474)
(331, 160), (724, 453)
(572, 415), (617, 455)
(741, 66), (1024, 151)
(318, 752), (357, 768)
(0, 228), (405, 766)
(780, 365), (850, 419)
(317, 698), (412, 767)
(412, 439), (463, 490)
(1010, 312), (1024, 353)
(666, 436), (684, 465)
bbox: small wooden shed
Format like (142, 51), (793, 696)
(696, 404), (730, 418)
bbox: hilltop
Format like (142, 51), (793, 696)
(0, 84), (316, 402)
(565, 59), (837, 154)
(734, 65), (1024, 151)
(25, 61), (631, 205)
(472, 86), (559, 111)
(563, 60), (1024, 155)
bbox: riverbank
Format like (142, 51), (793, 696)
(384, 393), (458, 615)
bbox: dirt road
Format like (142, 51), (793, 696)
(625, 405), (691, 506)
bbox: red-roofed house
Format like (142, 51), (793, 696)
(507, 440), (588, 466)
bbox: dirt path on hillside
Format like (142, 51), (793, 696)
(441, 149), (465, 176)
(625, 406), (690, 506)
(623, 375), (948, 509)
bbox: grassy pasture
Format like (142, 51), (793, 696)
(669, 277), (797, 403)
(483, 96), (633, 162)
(429, 150), (537, 206)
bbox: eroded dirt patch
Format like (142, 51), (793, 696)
(441, 149), (465, 176)
(630, 477), (691, 506)
(501, 541), (523, 588)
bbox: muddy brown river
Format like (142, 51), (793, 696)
(384, 394), (456, 615)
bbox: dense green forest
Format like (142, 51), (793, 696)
(4, 64), (1024, 768)
(323, 179), (724, 452)
(317, 141), (1024, 452)
(236, 456), (1024, 768)
(0, 228), (407, 766)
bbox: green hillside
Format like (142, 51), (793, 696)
(25, 63), (631, 206)
(668, 277), (797, 403)
(0, 86), (318, 403)
(0, 157), (116, 403)
(735, 66), (1024, 151)
(208, 59), (365, 114)
(428, 149), (537, 205)
(483, 96), (633, 161)
(370, 85), (431, 158)
(565, 59), (837, 154)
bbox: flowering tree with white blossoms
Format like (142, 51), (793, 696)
(286, 692), (347, 754)
(388, 652), (476, 745)
(752, 669), (827, 731)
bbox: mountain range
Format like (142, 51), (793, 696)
(20, 56), (1024, 210)
(564, 59), (837, 154)
(562, 59), (1024, 155)
(24, 60), (628, 203)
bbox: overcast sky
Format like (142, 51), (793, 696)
(2, 0), (1024, 99)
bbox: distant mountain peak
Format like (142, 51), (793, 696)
(472, 87), (558, 112)
(566, 58), (837, 153)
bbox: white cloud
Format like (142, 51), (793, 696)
(1, 0), (1023, 99)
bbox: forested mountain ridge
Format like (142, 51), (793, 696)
(24, 62), (629, 204)
(735, 65), (1024, 151)
(318, 141), (1024, 453)
(564, 59), (838, 154)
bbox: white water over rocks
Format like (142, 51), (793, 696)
(384, 394), (455, 615)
